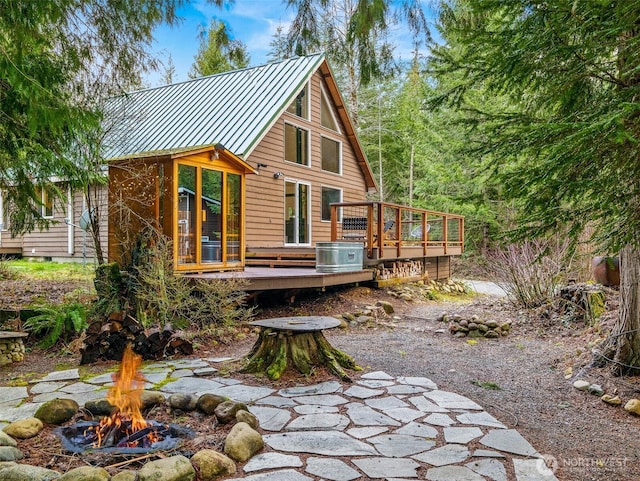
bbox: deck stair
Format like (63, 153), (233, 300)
(245, 249), (316, 268)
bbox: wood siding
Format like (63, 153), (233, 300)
(2, 185), (108, 262)
(244, 70), (369, 249)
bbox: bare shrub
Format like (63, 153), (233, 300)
(133, 229), (254, 332)
(485, 239), (571, 308)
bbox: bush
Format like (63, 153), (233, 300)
(23, 299), (88, 348)
(132, 229), (254, 331)
(485, 238), (571, 309)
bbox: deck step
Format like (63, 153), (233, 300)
(245, 251), (316, 268)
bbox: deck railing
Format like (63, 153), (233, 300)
(330, 202), (464, 260)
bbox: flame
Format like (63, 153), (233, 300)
(93, 344), (152, 447)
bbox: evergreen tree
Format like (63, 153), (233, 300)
(189, 19), (250, 78)
(432, 0), (640, 373)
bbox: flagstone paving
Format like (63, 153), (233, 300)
(0, 361), (560, 480)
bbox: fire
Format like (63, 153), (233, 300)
(92, 344), (154, 448)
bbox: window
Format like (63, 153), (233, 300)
(321, 89), (339, 131)
(284, 122), (310, 166)
(36, 186), (54, 218)
(0, 191), (5, 231)
(321, 136), (341, 174)
(321, 186), (342, 221)
(286, 83), (309, 120)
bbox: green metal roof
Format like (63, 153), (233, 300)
(102, 54), (325, 160)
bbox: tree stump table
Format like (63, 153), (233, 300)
(241, 316), (361, 382)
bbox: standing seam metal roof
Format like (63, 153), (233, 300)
(102, 54), (325, 160)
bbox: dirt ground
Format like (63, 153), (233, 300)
(1, 281), (640, 481)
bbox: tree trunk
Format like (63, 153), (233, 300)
(598, 244), (640, 375)
(242, 328), (361, 382)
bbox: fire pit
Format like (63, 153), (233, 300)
(55, 345), (194, 454)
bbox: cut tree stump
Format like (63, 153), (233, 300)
(241, 316), (361, 382)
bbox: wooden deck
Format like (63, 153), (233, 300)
(330, 201), (464, 260)
(185, 267), (373, 291)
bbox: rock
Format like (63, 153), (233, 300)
(0, 431), (17, 447)
(236, 410), (260, 430)
(35, 398), (79, 425)
(500, 322), (511, 332)
(602, 394), (622, 406)
(468, 322), (478, 330)
(342, 312), (356, 322)
(141, 390), (166, 409)
(454, 332), (467, 338)
(573, 380), (591, 391)
(376, 300), (394, 314)
(468, 330), (483, 338)
(0, 447), (23, 461)
(624, 399), (640, 415)
(588, 384), (604, 396)
(458, 319), (468, 327)
(190, 449), (236, 480)
(483, 330), (500, 339)
(470, 315), (479, 322)
(111, 470), (138, 481)
(0, 463), (60, 480)
(84, 399), (116, 416)
(169, 393), (198, 412)
(196, 394), (227, 415)
(3, 418), (43, 439)
(223, 421), (264, 462)
(477, 324), (489, 333)
(137, 455), (195, 481)
(485, 320), (499, 329)
(57, 466), (110, 481)
(215, 401), (249, 424)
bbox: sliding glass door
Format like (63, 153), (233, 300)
(177, 163), (242, 268)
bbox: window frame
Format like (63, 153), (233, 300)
(320, 134), (342, 175)
(284, 121), (311, 167)
(286, 82), (310, 121)
(320, 85), (340, 133)
(321, 185), (342, 222)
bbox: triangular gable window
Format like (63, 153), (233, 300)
(321, 88), (339, 132)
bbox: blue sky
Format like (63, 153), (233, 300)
(150, 0), (436, 86)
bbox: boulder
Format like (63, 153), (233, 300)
(141, 391), (166, 409)
(572, 380), (590, 391)
(35, 398), (79, 424)
(137, 455), (195, 481)
(84, 399), (116, 416)
(190, 449), (236, 480)
(375, 300), (394, 314)
(0, 447), (23, 461)
(111, 470), (138, 481)
(169, 393), (198, 412)
(215, 401), (248, 424)
(3, 418), (43, 439)
(0, 431), (17, 447)
(196, 394), (227, 415)
(0, 463), (60, 480)
(223, 422), (264, 462)
(57, 466), (110, 481)
(602, 394), (622, 406)
(624, 399), (640, 416)
(236, 410), (259, 430)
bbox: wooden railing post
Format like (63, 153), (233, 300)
(330, 204), (338, 242)
(443, 215), (448, 255)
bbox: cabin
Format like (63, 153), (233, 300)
(0, 54), (464, 288)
